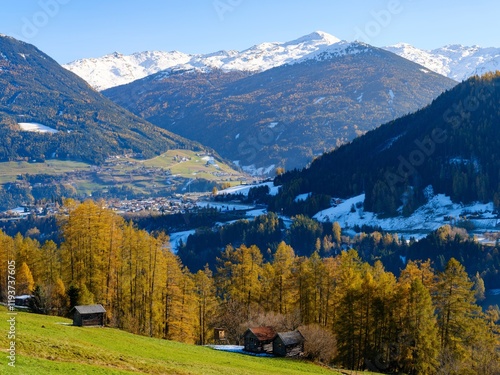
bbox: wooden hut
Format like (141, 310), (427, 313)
(243, 327), (277, 354)
(14, 295), (32, 309)
(214, 328), (228, 344)
(72, 304), (106, 327)
(273, 330), (305, 357)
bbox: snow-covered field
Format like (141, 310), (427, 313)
(240, 164), (276, 176)
(18, 122), (58, 133)
(208, 345), (274, 357)
(196, 201), (256, 211)
(169, 230), (195, 253)
(218, 182), (281, 196)
(314, 193), (498, 238)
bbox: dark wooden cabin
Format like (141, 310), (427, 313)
(273, 330), (305, 357)
(214, 328), (228, 344)
(72, 304), (106, 327)
(243, 327), (277, 353)
(14, 295), (32, 309)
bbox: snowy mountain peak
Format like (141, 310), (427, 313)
(293, 40), (371, 65)
(287, 30), (341, 45)
(63, 32), (500, 91)
(385, 43), (500, 82)
(64, 31), (344, 90)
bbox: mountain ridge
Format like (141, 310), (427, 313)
(103, 43), (457, 173)
(63, 31), (500, 90)
(385, 42), (500, 81)
(63, 31), (341, 90)
(0, 35), (203, 165)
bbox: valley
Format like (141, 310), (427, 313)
(0, 149), (251, 212)
(1, 16), (499, 374)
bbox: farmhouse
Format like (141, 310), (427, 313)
(14, 295), (32, 309)
(71, 304), (106, 327)
(273, 330), (305, 357)
(243, 327), (277, 354)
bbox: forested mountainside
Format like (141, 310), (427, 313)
(0, 35), (202, 165)
(274, 73), (500, 216)
(104, 43), (456, 172)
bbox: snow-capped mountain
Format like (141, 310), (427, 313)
(65, 30), (500, 91)
(64, 31), (340, 90)
(384, 43), (500, 81)
(104, 41), (455, 173)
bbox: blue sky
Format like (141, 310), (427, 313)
(1, 0), (498, 63)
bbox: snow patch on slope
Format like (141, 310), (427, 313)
(18, 122), (58, 133)
(314, 193), (498, 236)
(218, 182), (281, 196)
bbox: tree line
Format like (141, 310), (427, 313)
(0, 200), (498, 373)
(177, 212), (500, 291)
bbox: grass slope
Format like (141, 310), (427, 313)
(0, 160), (90, 184)
(0, 307), (339, 375)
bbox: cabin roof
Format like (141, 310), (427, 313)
(277, 331), (304, 346)
(15, 295), (32, 300)
(72, 304), (106, 314)
(247, 327), (277, 341)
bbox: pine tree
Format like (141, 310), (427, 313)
(17, 261), (34, 295)
(194, 266), (218, 345)
(50, 278), (68, 316)
(395, 277), (439, 375)
(217, 244), (263, 319)
(473, 271), (486, 302)
(435, 258), (482, 368)
(0, 230), (15, 301)
(270, 241), (296, 315)
(333, 250), (364, 370)
(332, 222), (342, 244)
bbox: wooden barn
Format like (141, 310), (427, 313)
(14, 295), (32, 309)
(71, 304), (106, 327)
(214, 328), (228, 344)
(243, 327), (277, 354)
(273, 330), (305, 357)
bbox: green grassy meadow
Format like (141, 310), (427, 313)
(0, 150), (249, 199)
(0, 160), (90, 184)
(0, 307), (342, 375)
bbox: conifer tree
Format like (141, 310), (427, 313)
(270, 241), (296, 315)
(435, 258), (482, 368)
(194, 266), (218, 345)
(17, 261), (34, 295)
(396, 277), (439, 375)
